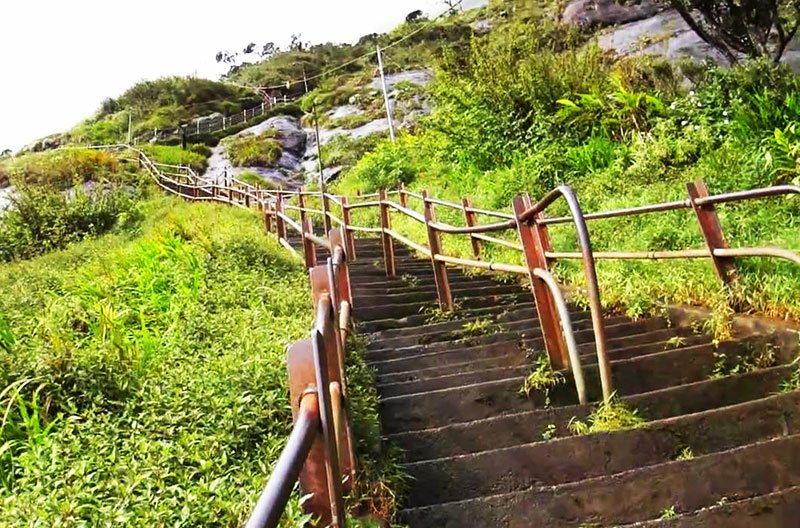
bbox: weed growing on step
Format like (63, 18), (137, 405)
(664, 335), (687, 349)
(779, 356), (800, 393)
(452, 318), (495, 340)
(541, 423), (558, 441)
(568, 395), (645, 435)
(520, 355), (565, 406)
(659, 506), (678, 520)
(421, 303), (462, 324)
(709, 342), (779, 379)
(675, 446), (695, 461)
(399, 273), (419, 288)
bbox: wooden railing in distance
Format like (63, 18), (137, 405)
(117, 144), (799, 524)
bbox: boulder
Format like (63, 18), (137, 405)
(562, 0), (665, 29)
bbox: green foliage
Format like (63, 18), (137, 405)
(568, 396), (645, 435)
(520, 354), (565, 406)
(222, 133), (282, 167)
(0, 197), (315, 525)
(659, 505), (678, 520)
(140, 144), (210, 173)
(709, 342), (778, 379)
(4, 148), (127, 188)
(0, 184), (143, 263)
(676, 446), (695, 461)
(72, 77), (260, 144)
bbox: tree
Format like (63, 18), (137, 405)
(215, 51), (238, 64)
(0, 149), (11, 158)
(289, 34), (308, 52)
(406, 9), (424, 23)
(671, 0), (800, 64)
(442, 0), (462, 15)
(242, 42), (256, 55)
(260, 42), (277, 58)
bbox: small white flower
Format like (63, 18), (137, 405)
(722, 110), (729, 117)
(694, 125), (701, 130)
(724, 119), (730, 125)
(697, 102), (702, 108)
(689, 90), (696, 97)
(670, 102), (677, 110)
(681, 120), (689, 126)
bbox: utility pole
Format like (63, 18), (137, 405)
(313, 104), (331, 232)
(303, 68), (309, 94)
(376, 45), (396, 142)
(127, 112), (133, 145)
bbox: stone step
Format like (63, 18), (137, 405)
(384, 364), (792, 437)
(401, 433), (800, 527)
(632, 484), (800, 527)
(402, 390), (800, 506)
(358, 302), (539, 333)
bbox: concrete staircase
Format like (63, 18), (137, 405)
(316, 237), (800, 527)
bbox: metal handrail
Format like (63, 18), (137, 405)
(533, 268), (587, 405)
(245, 392), (320, 528)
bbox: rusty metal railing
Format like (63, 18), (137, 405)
(119, 144), (798, 523)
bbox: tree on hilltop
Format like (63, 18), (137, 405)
(670, 0), (800, 63)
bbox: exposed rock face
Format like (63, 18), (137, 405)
(562, 0), (665, 29)
(202, 115), (308, 189)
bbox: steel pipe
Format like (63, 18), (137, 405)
(244, 393), (319, 528)
(532, 268), (587, 405)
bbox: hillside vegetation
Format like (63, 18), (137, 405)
(0, 194), (400, 525)
(330, 3), (800, 328)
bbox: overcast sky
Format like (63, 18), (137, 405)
(0, 0), (486, 152)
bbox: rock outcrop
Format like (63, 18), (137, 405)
(562, 0), (665, 29)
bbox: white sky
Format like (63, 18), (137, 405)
(0, 0), (486, 153)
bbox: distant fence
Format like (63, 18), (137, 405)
(132, 95), (299, 145)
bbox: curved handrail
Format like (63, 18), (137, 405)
(518, 185), (612, 402)
(245, 392), (319, 528)
(532, 268), (587, 405)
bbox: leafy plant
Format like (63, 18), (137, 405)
(453, 318), (494, 339)
(221, 133), (282, 167)
(676, 446), (695, 461)
(568, 395), (645, 435)
(520, 355), (565, 406)
(659, 505), (678, 519)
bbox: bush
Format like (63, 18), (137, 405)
(5, 149), (125, 188)
(140, 144), (209, 173)
(0, 184), (142, 262)
(222, 133), (282, 167)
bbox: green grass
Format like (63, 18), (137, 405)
(140, 144), (211, 173)
(0, 195), (402, 526)
(222, 133), (283, 167)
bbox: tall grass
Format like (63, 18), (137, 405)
(0, 196), (401, 525)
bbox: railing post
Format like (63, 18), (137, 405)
(322, 192), (332, 234)
(512, 194), (569, 370)
(302, 217), (317, 269)
(378, 189), (396, 277)
(310, 268), (357, 492)
(462, 197), (482, 259)
(398, 182), (408, 208)
(286, 340), (335, 525)
(340, 197), (357, 260)
(687, 179), (738, 285)
(422, 190), (454, 311)
(329, 228), (353, 309)
(264, 205), (272, 234)
(275, 192), (287, 241)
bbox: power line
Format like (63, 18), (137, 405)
(225, 0), (464, 93)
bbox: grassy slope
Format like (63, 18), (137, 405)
(0, 196), (317, 526)
(331, 5), (800, 331)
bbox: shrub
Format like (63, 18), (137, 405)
(140, 144), (209, 173)
(0, 184), (142, 262)
(5, 149), (124, 188)
(222, 133), (282, 167)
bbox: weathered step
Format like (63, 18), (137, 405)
(384, 363), (792, 437)
(352, 278), (514, 296)
(402, 390), (800, 505)
(633, 484), (800, 527)
(367, 317), (664, 356)
(376, 338), (724, 399)
(377, 354), (531, 386)
(358, 302), (538, 333)
(402, 433), (800, 527)
(356, 283), (523, 309)
(379, 339), (731, 427)
(355, 291), (527, 321)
